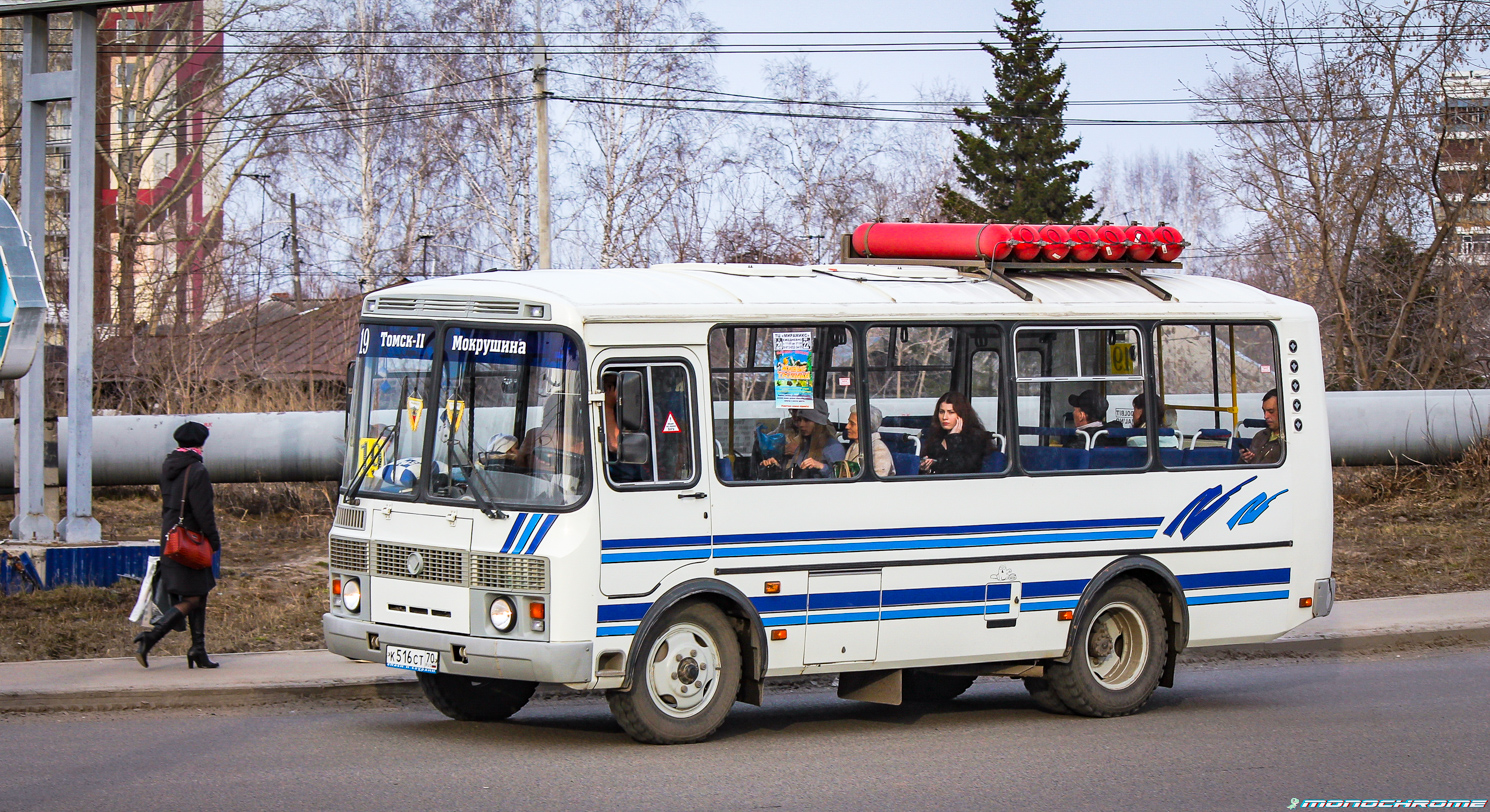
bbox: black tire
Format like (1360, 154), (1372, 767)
(1022, 676), (1072, 715)
(1045, 579), (1168, 718)
(901, 670), (976, 703)
(607, 601), (742, 744)
(417, 673), (536, 722)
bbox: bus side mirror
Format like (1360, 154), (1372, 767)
(616, 432), (651, 465)
(615, 370), (646, 432)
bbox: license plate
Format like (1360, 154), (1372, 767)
(385, 645), (439, 674)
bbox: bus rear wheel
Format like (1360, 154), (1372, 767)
(901, 670), (976, 702)
(417, 673), (536, 722)
(1044, 579), (1167, 718)
(608, 601), (741, 745)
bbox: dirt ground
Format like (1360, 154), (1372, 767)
(0, 463), (1486, 662)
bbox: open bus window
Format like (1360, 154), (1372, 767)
(429, 328), (589, 508)
(1157, 323), (1283, 467)
(344, 325), (437, 497)
(1014, 326), (1148, 473)
(865, 324), (1006, 478)
(708, 325), (858, 483)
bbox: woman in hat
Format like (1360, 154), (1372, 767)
(134, 420), (221, 669)
(920, 392), (992, 475)
(758, 397), (844, 478)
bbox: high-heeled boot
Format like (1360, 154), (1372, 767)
(186, 606), (218, 669)
(134, 607), (184, 668)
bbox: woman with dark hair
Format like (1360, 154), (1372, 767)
(134, 420), (222, 669)
(919, 392), (992, 475)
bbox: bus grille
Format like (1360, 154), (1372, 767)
(333, 506), (366, 531)
(471, 554), (549, 593)
(366, 296), (523, 318)
(375, 543), (466, 585)
(329, 538), (369, 572)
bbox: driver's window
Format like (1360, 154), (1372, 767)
(602, 362), (697, 488)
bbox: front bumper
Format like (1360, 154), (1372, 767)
(323, 614), (592, 684)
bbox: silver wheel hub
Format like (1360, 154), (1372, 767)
(1084, 601), (1149, 691)
(645, 622), (720, 718)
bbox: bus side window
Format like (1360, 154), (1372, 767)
(601, 362), (698, 487)
(1014, 326), (1149, 474)
(1156, 323), (1283, 468)
(708, 325), (859, 483)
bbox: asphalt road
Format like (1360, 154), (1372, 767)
(2, 648), (1486, 812)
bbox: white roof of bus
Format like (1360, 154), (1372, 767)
(372, 263), (1308, 322)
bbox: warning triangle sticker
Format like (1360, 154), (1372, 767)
(662, 412), (681, 434)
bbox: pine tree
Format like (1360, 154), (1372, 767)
(939, 0), (1095, 224)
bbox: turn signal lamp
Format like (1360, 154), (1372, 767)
(1299, 597), (1313, 608)
(529, 601), (546, 620)
(1057, 609), (1074, 622)
(331, 578), (342, 596)
(764, 581), (781, 594)
(770, 629), (788, 641)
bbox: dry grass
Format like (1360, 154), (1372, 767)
(2, 453), (1488, 661)
(0, 482), (334, 662)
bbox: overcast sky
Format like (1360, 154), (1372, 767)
(690, 0), (1236, 169)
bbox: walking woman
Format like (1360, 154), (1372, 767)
(135, 421), (221, 669)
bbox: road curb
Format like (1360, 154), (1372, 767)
(3, 624), (1484, 714)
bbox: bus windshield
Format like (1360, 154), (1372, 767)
(345, 324), (439, 496)
(427, 327), (588, 509)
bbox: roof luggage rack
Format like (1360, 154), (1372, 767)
(836, 223), (1184, 302)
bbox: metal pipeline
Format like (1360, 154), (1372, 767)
(0, 391), (1487, 487)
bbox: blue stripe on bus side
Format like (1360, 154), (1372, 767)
(524, 514), (559, 555)
(601, 535), (713, 550)
(752, 594), (809, 613)
(808, 590), (881, 610)
(601, 549), (712, 564)
(711, 528), (1157, 559)
(510, 514), (541, 555)
(881, 605), (990, 621)
(762, 615), (806, 627)
(1186, 589), (1290, 606)
(806, 611), (881, 624)
(1023, 598), (1080, 612)
(596, 625), (638, 637)
(882, 585), (985, 606)
(1178, 567), (1290, 590)
(1023, 578), (1090, 599)
(597, 603), (651, 623)
(713, 517), (1164, 546)
(500, 513), (529, 553)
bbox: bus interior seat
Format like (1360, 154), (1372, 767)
(980, 451), (1008, 473)
(1089, 446), (1147, 469)
(1159, 447), (1185, 467)
(1020, 445), (1089, 471)
(1241, 418), (1268, 429)
(891, 452), (920, 477)
(716, 457), (734, 482)
(1183, 447), (1237, 467)
(880, 431), (918, 456)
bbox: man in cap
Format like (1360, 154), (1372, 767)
(1063, 389), (1124, 449)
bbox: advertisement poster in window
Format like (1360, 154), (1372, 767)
(773, 331), (814, 408)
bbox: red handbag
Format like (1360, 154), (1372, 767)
(163, 467), (213, 570)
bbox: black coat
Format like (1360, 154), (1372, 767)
(920, 430), (990, 475)
(159, 450), (220, 596)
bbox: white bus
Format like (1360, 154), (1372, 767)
(323, 243), (1335, 744)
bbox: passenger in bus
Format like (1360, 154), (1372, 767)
(754, 418), (801, 479)
(919, 392), (992, 475)
(1064, 389), (1124, 449)
(844, 404), (893, 477)
(760, 398), (845, 478)
(1241, 388), (1284, 464)
(1127, 393), (1180, 448)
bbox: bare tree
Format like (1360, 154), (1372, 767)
(1197, 0), (1490, 389)
(1089, 149), (1229, 276)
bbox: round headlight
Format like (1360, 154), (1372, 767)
(489, 596), (517, 633)
(342, 577), (361, 613)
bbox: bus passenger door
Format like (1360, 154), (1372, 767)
(596, 353), (712, 598)
(803, 570), (882, 665)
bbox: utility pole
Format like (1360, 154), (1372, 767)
(289, 192), (303, 308)
(534, 0), (552, 269)
(418, 234), (433, 277)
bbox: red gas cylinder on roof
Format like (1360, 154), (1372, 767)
(1096, 224), (1128, 261)
(1067, 225), (1100, 262)
(849, 222), (1012, 261)
(1008, 224), (1043, 261)
(1153, 224), (1185, 262)
(1125, 224), (1157, 262)
(1039, 225), (1071, 261)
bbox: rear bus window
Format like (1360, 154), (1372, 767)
(1157, 323), (1283, 467)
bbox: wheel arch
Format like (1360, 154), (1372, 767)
(623, 578), (768, 705)
(1058, 555), (1189, 688)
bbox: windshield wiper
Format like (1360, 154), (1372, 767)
(345, 426), (394, 506)
(465, 471), (508, 520)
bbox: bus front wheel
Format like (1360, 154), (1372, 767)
(608, 601), (742, 744)
(417, 673), (536, 722)
(1044, 579), (1167, 718)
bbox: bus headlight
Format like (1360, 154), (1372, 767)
(489, 596), (517, 633)
(342, 578), (362, 613)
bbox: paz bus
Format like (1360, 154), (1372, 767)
(322, 223), (1335, 744)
